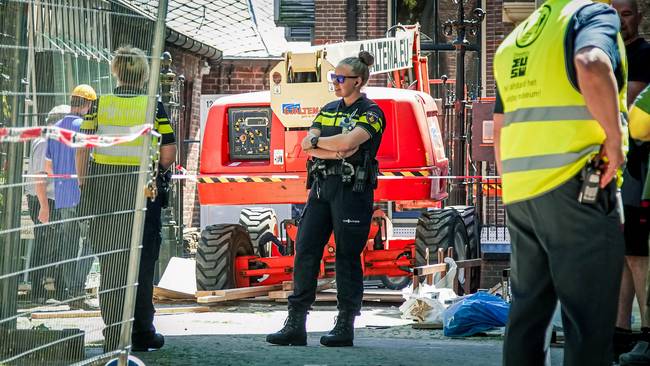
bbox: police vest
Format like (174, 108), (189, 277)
(494, 0), (628, 204)
(94, 95), (153, 166)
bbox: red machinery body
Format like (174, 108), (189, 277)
(199, 87), (449, 206)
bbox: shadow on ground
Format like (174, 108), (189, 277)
(135, 332), (564, 366)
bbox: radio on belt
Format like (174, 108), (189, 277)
(578, 158), (601, 205)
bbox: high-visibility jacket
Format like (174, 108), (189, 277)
(494, 0), (628, 204)
(93, 95), (152, 166)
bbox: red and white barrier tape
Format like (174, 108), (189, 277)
(0, 125), (158, 148)
(170, 173), (501, 183)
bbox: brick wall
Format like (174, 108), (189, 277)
(313, 0), (388, 86)
(202, 59), (279, 95)
(485, 0), (514, 98)
(480, 257), (510, 289)
(166, 46), (205, 228)
(314, 0), (387, 43)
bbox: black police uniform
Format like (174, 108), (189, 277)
(81, 87), (174, 351)
(288, 94), (385, 315)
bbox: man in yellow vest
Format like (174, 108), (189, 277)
(493, 0), (628, 364)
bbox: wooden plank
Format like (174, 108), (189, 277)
(413, 263), (447, 277)
(196, 284), (282, 298)
(270, 280), (334, 299)
(196, 284), (283, 304)
(31, 310), (100, 319)
(282, 281), (293, 291)
(455, 259), (482, 268)
(268, 290), (292, 299)
(154, 286), (195, 301)
(30, 306), (212, 320)
(274, 290), (404, 304)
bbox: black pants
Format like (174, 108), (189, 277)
(27, 195), (61, 300)
(82, 163), (162, 350)
(287, 176), (373, 315)
(503, 174), (624, 366)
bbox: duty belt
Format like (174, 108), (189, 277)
(314, 160), (356, 183)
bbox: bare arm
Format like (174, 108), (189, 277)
(35, 159), (52, 223)
(574, 46), (624, 188)
(316, 128), (371, 152)
(493, 113), (504, 176)
(159, 144), (176, 170)
(76, 148), (89, 186)
(306, 146), (359, 160)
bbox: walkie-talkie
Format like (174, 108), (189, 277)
(578, 158), (601, 205)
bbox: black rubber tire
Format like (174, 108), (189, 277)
(447, 205), (481, 259)
(415, 208), (469, 267)
(380, 275), (412, 290)
(239, 207), (277, 257)
(196, 224), (254, 291)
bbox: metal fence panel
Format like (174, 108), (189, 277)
(0, 0), (167, 364)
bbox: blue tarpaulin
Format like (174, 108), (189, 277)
(443, 292), (510, 337)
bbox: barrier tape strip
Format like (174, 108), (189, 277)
(173, 173), (501, 183)
(0, 125), (157, 148)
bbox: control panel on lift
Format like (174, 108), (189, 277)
(228, 107), (272, 160)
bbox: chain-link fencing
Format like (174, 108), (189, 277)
(0, 0), (168, 364)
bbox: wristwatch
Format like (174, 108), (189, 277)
(310, 135), (319, 149)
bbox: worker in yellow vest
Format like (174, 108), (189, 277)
(493, 0), (628, 364)
(77, 46), (176, 352)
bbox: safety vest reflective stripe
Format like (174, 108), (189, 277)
(501, 145), (600, 173)
(504, 106), (592, 125)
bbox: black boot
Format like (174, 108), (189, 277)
(266, 310), (307, 346)
(320, 311), (356, 347)
(132, 332), (165, 352)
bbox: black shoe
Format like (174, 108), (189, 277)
(614, 327), (637, 357)
(266, 310), (307, 346)
(132, 332), (165, 352)
(619, 341), (650, 366)
(320, 311), (356, 347)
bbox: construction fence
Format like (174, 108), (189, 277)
(0, 0), (168, 364)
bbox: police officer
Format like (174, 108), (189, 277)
(266, 51), (384, 347)
(77, 46), (176, 352)
(493, 0), (627, 364)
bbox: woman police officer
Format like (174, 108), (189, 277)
(267, 51), (385, 347)
(77, 46), (176, 352)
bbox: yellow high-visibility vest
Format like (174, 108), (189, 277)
(494, 0), (628, 204)
(94, 95), (152, 166)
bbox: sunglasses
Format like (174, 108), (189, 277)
(327, 71), (360, 84)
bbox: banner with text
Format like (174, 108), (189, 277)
(324, 30), (414, 75)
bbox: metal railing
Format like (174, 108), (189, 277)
(0, 0), (167, 364)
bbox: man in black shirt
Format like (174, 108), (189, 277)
(613, 0), (650, 355)
(614, 0), (650, 105)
